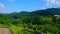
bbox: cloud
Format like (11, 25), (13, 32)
(0, 3), (7, 13)
(41, 7), (47, 10)
(0, 7), (13, 13)
(0, 3), (4, 8)
(46, 0), (60, 6)
(7, 0), (14, 2)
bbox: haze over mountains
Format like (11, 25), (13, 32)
(5, 8), (60, 17)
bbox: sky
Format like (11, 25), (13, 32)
(0, 0), (60, 13)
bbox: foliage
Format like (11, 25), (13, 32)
(0, 8), (60, 34)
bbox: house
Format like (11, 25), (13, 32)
(54, 15), (60, 17)
(54, 15), (60, 20)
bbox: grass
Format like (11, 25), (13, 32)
(0, 24), (57, 34)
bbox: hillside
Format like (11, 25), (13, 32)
(31, 8), (60, 16)
(6, 8), (60, 18)
(0, 8), (60, 34)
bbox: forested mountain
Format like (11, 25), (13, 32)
(0, 8), (60, 34)
(31, 8), (60, 16)
(6, 8), (60, 17)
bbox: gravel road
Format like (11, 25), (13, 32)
(0, 28), (11, 34)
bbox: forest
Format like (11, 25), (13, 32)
(0, 8), (60, 34)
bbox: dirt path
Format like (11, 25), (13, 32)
(0, 28), (11, 34)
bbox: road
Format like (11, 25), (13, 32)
(0, 28), (11, 34)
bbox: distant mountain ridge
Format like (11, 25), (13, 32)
(0, 8), (60, 17)
(31, 8), (60, 16)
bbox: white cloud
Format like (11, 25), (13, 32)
(0, 3), (4, 8)
(46, 3), (50, 6)
(0, 8), (13, 13)
(7, 0), (14, 2)
(41, 7), (46, 9)
(0, 3), (6, 13)
(46, 0), (60, 6)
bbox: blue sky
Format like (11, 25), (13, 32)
(0, 0), (60, 13)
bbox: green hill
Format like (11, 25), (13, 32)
(0, 8), (60, 34)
